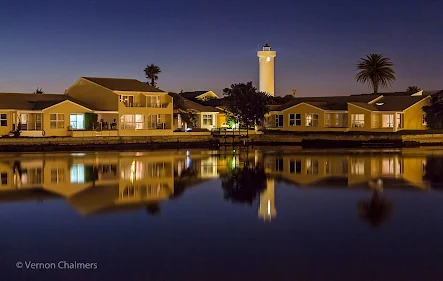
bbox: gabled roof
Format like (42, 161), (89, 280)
(0, 93), (95, 111)
(350, 95), (430, 111)
(180, 91), (211, 100)
(82, 77), (164, 92)
(277, 94), (380, 111)
(170, 94), (220, 113)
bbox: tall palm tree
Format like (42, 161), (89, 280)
(355, 54), (396, 94)
(144, 64), (161, 87)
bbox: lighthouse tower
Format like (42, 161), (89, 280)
(257, 43), (277, 96)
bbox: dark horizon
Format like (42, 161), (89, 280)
(1, 0), (441, 97)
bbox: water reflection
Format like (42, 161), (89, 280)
(0, 149), (441, 225)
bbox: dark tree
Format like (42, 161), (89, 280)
(223, 82), (271, 133)
(170, 93), (198, 128)
(357, 190), (394, 228)
(406, 86), (421, 94)
(423, 157), (443, 189)
(423, 93), (443, 129)
(221, 164), (267, 205)
(271, 94), (295, 105)
(144, 64), (161, 87)
(355, 54), (396, 94)
(34, 88), (44, 94)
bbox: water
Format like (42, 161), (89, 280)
(1, 147), (443, 281)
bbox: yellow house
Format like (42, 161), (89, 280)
(67, 77), (174, 137)
(268, 90), (441, 132)
(0, 93), (97, 137)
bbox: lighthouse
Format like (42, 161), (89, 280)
(257, 43), (276, 96)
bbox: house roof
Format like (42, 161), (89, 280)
(0, 93), (97, 111)
(82, 77), (164, 92)
(277, 94), (380, 111)
(350, 95), (429, 111)
(180, 91), (211, 100)
(170, 94), (220, 113)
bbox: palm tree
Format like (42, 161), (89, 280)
(357, 190), (394, 228)
(144, 64), (161, 87)
(355, 54), (396, 94)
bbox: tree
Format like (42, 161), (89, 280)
(144, 64), (161, 87)
(221, 163), (267, 205)
(271, 94), (295, 105)
(423, 93), (443, 129)
(355, 54), (396, 94)
(170, 93), (198, 128)
(406, 86), (421, 94)
(357, 190), (394, 228)
(34, 88), (44, 94)
(223, 82), (271, 134)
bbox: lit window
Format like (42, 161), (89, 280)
(306, 159), (319, 175)
(325, 113), (331, 127)
(382, 114), (394, 128)
(335, 113), (341, 127)
(306, 114), (318, 127)
(120, 114), (146, 130)
(0, 114), (7, 127)
(351, 114), (365, 128)
(70, 164), (85, 183)
(351, 159), (365, 175)
(203, 114), (213, 126)
(70, 114), (85, 130)
(382, 158), (395, 175)
(50, 114), (64, 129)
(289, 114), (301, 126)
(119, 95), (134, 107)
(266, 57), (271, 62)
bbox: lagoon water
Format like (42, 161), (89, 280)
(1, 147), (443, 281)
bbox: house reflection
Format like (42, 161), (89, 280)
(0, 150), (433, 222)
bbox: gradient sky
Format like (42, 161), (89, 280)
(0, 0), (442, 97)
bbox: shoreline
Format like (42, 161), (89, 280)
(0, 132), (442, 152)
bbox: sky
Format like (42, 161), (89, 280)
(0, 0), (442, 97)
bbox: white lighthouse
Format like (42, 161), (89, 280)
(257, 43), (276, 96)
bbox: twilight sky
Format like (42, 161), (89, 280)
(0, 0), (441, 97)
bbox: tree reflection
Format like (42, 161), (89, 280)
(358, 190), (394, 228)
(221, 163), (267, 205)
(146, 203), (161, 215)
(424, 157), (443, 188)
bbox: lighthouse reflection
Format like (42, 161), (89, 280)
(0, 149), (437, 224)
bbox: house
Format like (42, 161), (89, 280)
(268, 90), (442, 132)
(0, 93), (97, 137)
(171, 93), (225, 130)
(67, 77), (174, 136)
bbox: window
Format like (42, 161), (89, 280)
(275, 115), (283, 128)
(51, 168), (65, 183)
(351, 159), (365, 175)
(335, 113), (340, 127)
(382, 158), (395, 175)
(50, 114), (64, 129)
(70, 114), (85, 130)
(397, 113), (403, 129)
(0, 114), (7, 127)
(0, 173), (7, 185)
(306, 159), (319, 175)
(325, 114), (331, 127)
(382, 114), (394, 128)
(120, 114), (146, 130)
(422, 114), (427, 126)
(289, 114), (301, 126)
(119, 95), (134, 107)
(203, 114), (213, 126)
(146, 96), (160, 107)
(289, 160), (302, 174)
(306, 114), (318, 127)
(20, 113), (42, 130)
(70, 164), (85, 183)
(275, 158), (283, 172)
(351, 114), (365, 128)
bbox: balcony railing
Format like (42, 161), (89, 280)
(121, 102), (170, 108)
